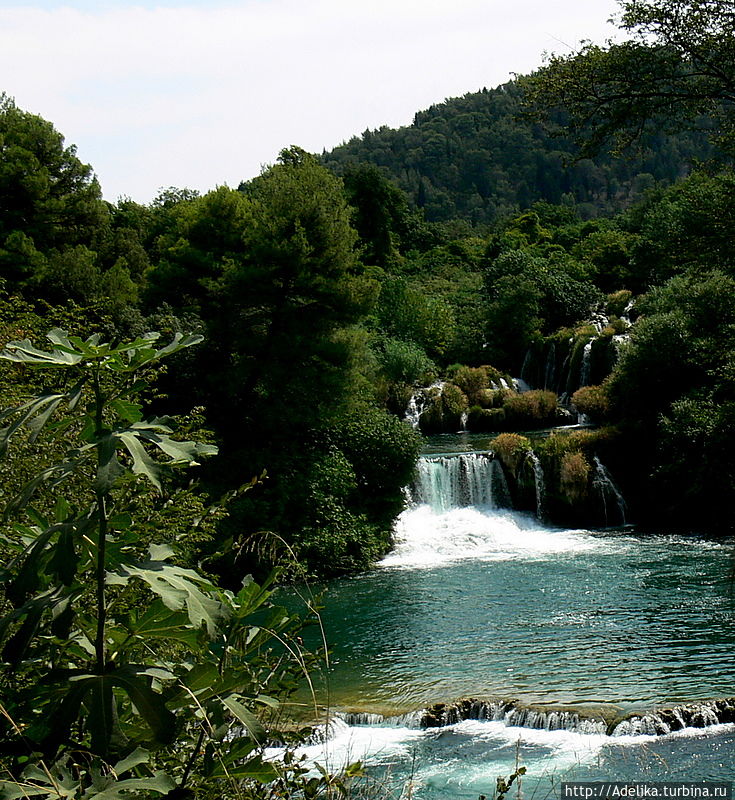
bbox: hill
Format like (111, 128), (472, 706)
(322, 80), (715, 225)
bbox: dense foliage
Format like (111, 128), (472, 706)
(322, 82), (713, 225)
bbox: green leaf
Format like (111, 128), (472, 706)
(86, 772), (175, 798)
(0, 336), (83, 367)
(108, 558), (226, 636)
(0, 393), (68, 457)
(50, 594), (77, 639)
(89, 675), (128, 757)
(54, 497), (71, 523)
(110, 398), (143, 423)
(221, 696), (267, 744)
(204, 737), (255, 778)
(95, 434), (125, 493)
(209, 755), (279, 782)
(154, 332), (204, 360)
(135, 429), (218, 465)
(0, 780), (55, 798)
(108, 666), (177, 746)
(112, 747), (150, 777)
(117, 432), (163, 491)
(48, 526), (79, 586)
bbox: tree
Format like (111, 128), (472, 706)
(524, 0), (735, 155)
(0, 95), (108, 286)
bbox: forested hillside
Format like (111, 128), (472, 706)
(322, 81), (716, 224)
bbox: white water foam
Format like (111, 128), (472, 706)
(283, 718), (735, 781)
(267, 722), (425, 773)
(381, 505), (623, 569)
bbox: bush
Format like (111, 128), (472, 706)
(560, 451), (591, 502)
(572, 385), (609, 422)
(419, 382), (469, 433)
(378, 337), (437, 385)
(491, 432), (532, 475)
(331, 406), (421, 518)
(606, 289), (633, 317)
(452, 365), (490, 405)
(503, 390), (558, 428)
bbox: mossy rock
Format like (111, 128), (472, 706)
(606, 289), (632, 318)
(418, 383), (469, 433)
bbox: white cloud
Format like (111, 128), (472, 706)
(0, 0), (620, 202)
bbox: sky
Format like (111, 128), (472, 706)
(1, 0), (621, 204)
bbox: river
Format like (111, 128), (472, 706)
(293, 439), (735, 798)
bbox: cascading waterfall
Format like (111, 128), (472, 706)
(593, 455), (626, 525)
(526, 451), (545, 519)
(411, 453), (503, 511)
(404, 381), (444, 429)
(579, 339), (594, 387)
(331, 696), (735, 739)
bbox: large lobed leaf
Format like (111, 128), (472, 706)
(107, 547), (227, 636)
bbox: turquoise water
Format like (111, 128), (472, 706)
(314, 509), (734, 711)
(296, 448), (735, 795)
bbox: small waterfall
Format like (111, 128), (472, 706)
(579, 340), (594, 387)
(592, 456), (626, 526)
(526, 452), (545, 519)
(412, 453), (502, 511)
(490, 459), (512, 508)
(421, 699), (607, 735)
(337, 710), (424, 729)
(610, 699), (735, 737)
(520, 349), (532, 384)
(459, 411), (468, 431)
(404, 381), (444, 429)
(334, 697), (735, 739)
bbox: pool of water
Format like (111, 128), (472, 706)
(310, 507), (735, 712)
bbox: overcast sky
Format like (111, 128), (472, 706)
(1, 0), (620, 204)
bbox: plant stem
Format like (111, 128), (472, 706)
(179, 727), (206, 790)
(93, 369), (108, 673)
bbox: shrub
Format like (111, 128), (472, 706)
(560, 451), (591, 502)
(503, 390), (558, 427)
(452, 365), (490, 405)
(419, 382), (469, 433)
(606, 289), (633, 318)
(0, 330), (323, 798)
(491, 432), (532, 475)
(378, 337), (437, 385)
(572, 385), (610, 422)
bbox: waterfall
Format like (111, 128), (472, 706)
(520, 349), (532, 384)
(335, 696), (735, 739)
(411, 453), (504, 511)
(459, 410), (468, 431)
(610, 699), (735, 737)
(404, 381), (444, 429)
(592, 456), (626, 526)
(579, 340), (594, 387)
(526, 452), (545, 519)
